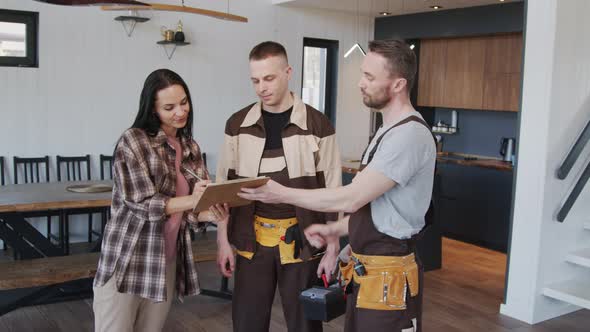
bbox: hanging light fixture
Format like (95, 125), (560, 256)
(344, 44), (366, 58)
(34, 0), (148, 5)
(344, 0), (366, 58)
(379, 0), (392, 17)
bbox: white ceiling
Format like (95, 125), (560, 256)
(272, 0), (523, 17)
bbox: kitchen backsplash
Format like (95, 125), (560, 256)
(434, 108), (518, 158)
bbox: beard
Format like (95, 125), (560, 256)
(361, 86), (391, 110)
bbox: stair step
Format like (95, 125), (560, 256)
(566, 248), (590, 268)
(543, 279), (590, 310)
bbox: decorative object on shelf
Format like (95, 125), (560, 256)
(101, 0), (248, 23)
(432, 121), (458, 135)
(174, 20), (185, 42)
(158, 19), (189, 59)
(161, 26), (175, 41)
(157, 40), (190, 60)
(114, 10), (150, 37)
(35, 0), (148, 5)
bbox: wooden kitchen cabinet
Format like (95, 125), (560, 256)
(417, 39), (448, 107)
(444, 37), (487, 110)
(482, 33), (523, 112)
(482, 72), (521, 112)
(417, 33), (522, 112)
(484, 33), (522, 74)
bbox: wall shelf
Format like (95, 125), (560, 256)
(433, 128), (458, 135)
(114, 15), (150, 37)
(157, 41), (190, 60)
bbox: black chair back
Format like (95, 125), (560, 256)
(56, 155), (91, 182)
(13, 156), (50, 184)
(99, 154), (114, 180)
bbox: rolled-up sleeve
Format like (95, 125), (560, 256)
(114, 135), (170, 223)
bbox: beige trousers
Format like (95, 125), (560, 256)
(93, 261), (176, 332)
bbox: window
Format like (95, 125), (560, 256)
(0, 9), (38, 67)
(302, 47), (326, 113)
(301, 38), (338, 124)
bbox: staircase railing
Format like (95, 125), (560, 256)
(557, 119), (590, 222)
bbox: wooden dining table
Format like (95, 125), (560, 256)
(0, 179), (232, 303)
(0, 180), (113, 257)
(0, 180), (112, 213)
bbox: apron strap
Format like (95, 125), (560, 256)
(359, 115), (437, 237)
(361, 115), (435, 166)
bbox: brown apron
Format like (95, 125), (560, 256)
(344, 115), (434, 332)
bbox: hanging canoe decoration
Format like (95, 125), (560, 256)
(34, 0), (149, 5)
(101, 3), (248, 23)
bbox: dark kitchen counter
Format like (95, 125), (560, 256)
(436, 152), (513, 172)
(342, 152), (513, 175)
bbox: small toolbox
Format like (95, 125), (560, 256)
(299, 275), (346, 322)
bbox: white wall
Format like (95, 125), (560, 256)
(500, 0), (590, 324)
(0, 0), (372, 244)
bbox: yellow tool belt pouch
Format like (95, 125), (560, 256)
(339, 260), (355, 287)
(343, 252), (419, 311)
(236, 215), (302, 265)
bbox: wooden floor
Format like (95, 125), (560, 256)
(1, 238), (589, 331)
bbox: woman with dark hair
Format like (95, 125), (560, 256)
(93, 69), (229, 332)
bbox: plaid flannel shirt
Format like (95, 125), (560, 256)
(94, 128), (209, 302)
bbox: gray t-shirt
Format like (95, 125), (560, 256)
(361, 111), (436, 239)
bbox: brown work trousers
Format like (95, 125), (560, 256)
(232, 244), (322, 332)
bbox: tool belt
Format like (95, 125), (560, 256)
(339, 251), (419, 311)
(236, 215), (303, 265)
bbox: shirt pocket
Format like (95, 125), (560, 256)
(300, 136), (320, 176)
(151, 158), (173, 195)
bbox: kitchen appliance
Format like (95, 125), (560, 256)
(500, 137), (516, 162)
(451, 110), (458, 128)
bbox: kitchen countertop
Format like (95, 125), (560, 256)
(341, 152), (513, 174)
(436, 152), (513, 172)
(342, 159), (362, 174)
